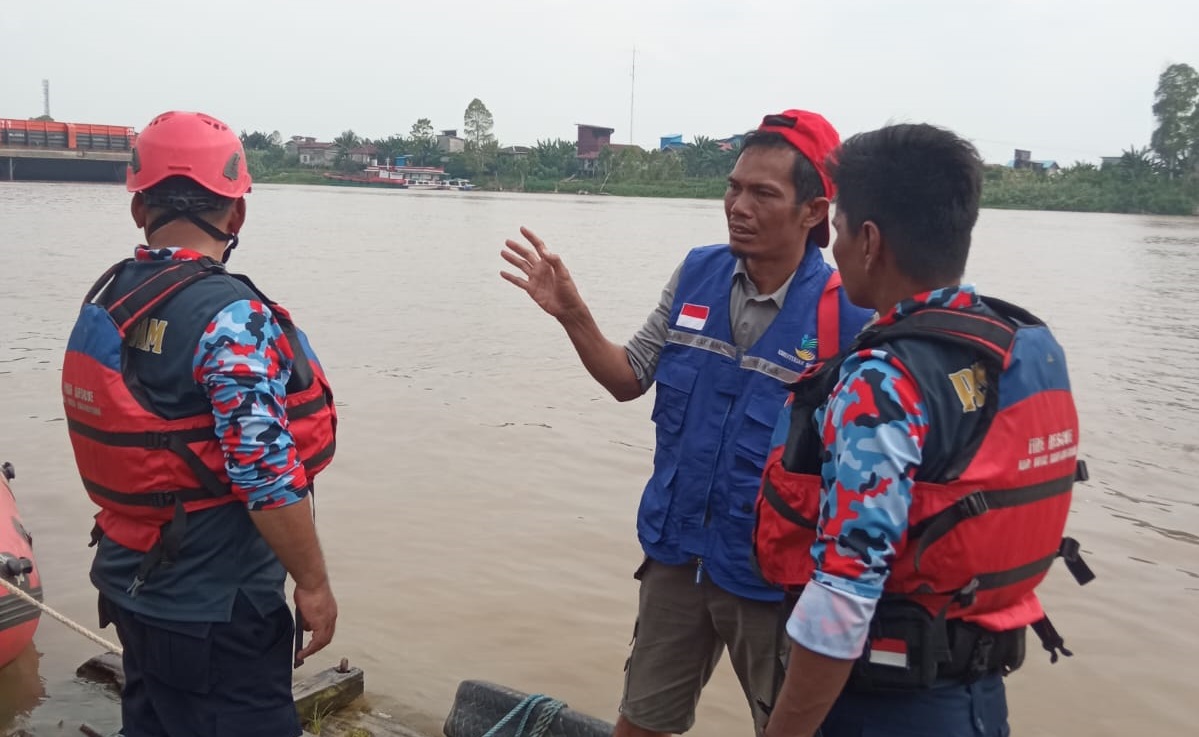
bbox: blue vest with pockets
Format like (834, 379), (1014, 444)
(637, 243), (874, 601)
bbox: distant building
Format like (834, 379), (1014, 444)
(1008, 148), (1059, 174)
(660, 134), (685, 152)
(1100, 156), (1123, 169)
(715, 134), (744, 152)
(286, 136), (337, 167)
(499, 145), (533, 157)
(575, 123), (615, 174)
(437, 129), (465, 153)
(347, 145), (378, 166)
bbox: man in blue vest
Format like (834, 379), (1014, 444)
(501, 110), (874, 736)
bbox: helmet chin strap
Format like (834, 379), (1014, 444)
(147, 210), (238, 262)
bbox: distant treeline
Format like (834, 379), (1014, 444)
(243, 64), (1199, 216)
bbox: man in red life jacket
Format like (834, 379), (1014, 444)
(62, 111), (339, 737)
(759, 124), (1092, 737)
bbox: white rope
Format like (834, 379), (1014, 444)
(0, 576), (123, 655)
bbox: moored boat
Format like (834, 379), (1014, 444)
(0, 462), (41, 670)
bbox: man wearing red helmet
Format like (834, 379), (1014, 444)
(500, 111), (874, 736)
(62, 111), (339, 737)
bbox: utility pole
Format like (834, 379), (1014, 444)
(629, 47), (636, 145)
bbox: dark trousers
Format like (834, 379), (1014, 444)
(99, 592), (301, 737)
(821, 673), (1010, 737)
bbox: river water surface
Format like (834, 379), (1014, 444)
(0, 183), (1196, 736)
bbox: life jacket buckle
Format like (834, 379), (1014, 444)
(958, 491), (989, 518)
(968, 634), (995, 679)
(954, 578), (980, 609)
(149, 492), (176, 508)
(143, 431), (172, 450)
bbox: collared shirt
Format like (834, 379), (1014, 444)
(786, 284), (979, 660)
(91, 246), (308, 621)
(625, 251), (800, 392)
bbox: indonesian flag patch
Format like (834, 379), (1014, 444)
(676, 303), (709, 330)
(867, 638), (909, 669)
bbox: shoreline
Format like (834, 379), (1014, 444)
(1, 174), (1195, 217)
(251, 172), (1199, 217)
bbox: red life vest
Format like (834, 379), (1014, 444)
(63, 257), (337, 557)
(753, 297), (1093, 639)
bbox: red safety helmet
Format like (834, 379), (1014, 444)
(127, 111), (252, 198)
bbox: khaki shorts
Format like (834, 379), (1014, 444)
(619, 558), (789, 736)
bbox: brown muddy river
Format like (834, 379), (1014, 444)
(1, 183), (1196, 736)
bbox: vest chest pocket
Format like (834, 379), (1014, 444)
(651, 361), (699, 435)
(734, 392), (788, 467)
(728, 392), (789, 518)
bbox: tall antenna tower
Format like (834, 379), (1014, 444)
(42, 79), (50, 118)
(629, 47), (636, 145)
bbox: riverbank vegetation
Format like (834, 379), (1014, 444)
(244, 66), (1199, 216)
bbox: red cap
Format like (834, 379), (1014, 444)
(756, 109), (840, 246)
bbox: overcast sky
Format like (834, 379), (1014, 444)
(2, 0), (1195, 165)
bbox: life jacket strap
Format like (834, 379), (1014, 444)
(69, 418), (232, 501)
(1058, 536), (1096, 586)
(126, 496), (188, 598)
(92, 257), (225, 337)
(1030, 614), (1073, 663)
(852, 307), (1017, 369)
(816, 271), (842, 361)
(303, 440), (336, 475)
(758, 476), (818, 530)
(909, 472), (1077, 572)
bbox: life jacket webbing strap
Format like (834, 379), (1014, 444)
(910, 473), (1075, 571)
(1057, 536), (1096, 585)
(165, 432), (231, 498)
(816, 271), (842, 360)
(106, 259), (224, 336)
(69, 416), (230, 500)
(82, 477), (215, 508)
(1030, 614), (1073, 663)
(83, 258), (133, 305)
(230, 273), (326, 396)
(759, 476), (818, 530)
(67, 417), (214, 447)
(128, 497), (188, 598)
(909, 535), (1093, 608)
(288, 394), (330, 421)
(862, 308), (1016, 364)
(970, 550), (1058, 594)
(302, 440), (336, 474)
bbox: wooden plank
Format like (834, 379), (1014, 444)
(78, 652), (364, 726)
(293, 664), (366, 723)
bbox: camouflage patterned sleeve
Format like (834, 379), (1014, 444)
(193, 299), (310, 511)
(785, 350), (928, 659)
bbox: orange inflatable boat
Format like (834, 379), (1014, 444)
(0, 462), (41, 669)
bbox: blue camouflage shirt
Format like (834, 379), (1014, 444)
(786, 285), (980, 659)
(91, 246), (309, 622)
